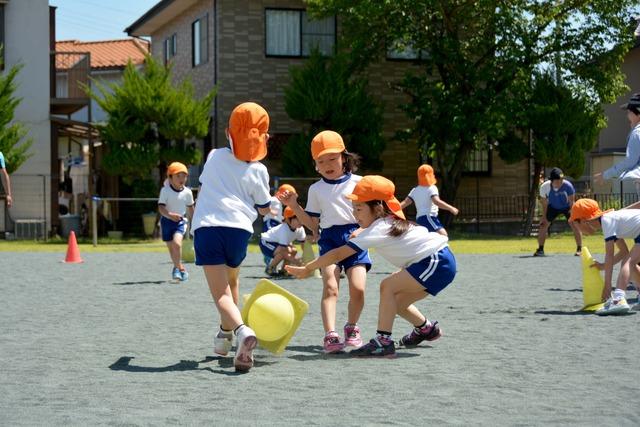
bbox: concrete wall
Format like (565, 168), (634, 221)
(3, 0), (51, 232)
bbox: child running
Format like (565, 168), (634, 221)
(279, 130), (371, 353)
(286, 175), (457, 357)
(191, 102), (273, 371)
(569, 198), (640, 315)
(400, 164), (459, 235)
(158, 162), (195, 282)
(259, 207), (306, 277)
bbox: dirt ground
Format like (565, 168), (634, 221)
(1, 250), (639, 426)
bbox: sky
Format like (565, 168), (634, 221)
(49, 0), (160, 41)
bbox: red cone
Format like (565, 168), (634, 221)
(63, 231), (83, 263)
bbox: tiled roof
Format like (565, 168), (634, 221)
(56, 39), (149, 70)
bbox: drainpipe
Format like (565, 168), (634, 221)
(213, 0), (219, 150)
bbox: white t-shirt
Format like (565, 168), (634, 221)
(601, 210), (640, 241)
(348, 217), (449, 268)
(191, 148), (271, 233)
(263, 196), (283, 223)
(158, 185), (194, 217)
(261, 222), (306, 245)
(306, 174), (361, 229)
(408, 185), (439, 217)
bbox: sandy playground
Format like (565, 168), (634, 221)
(1, 250), (639, 426)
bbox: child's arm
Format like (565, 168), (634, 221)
(186, 205), (195, 222)
(602, 239), (629, 299)
(278, 191), (319, 235)
(285, 245), (356, 279)
(400, 197), (413, 209)
(158, 204), (182, 222)
(432, 195), (459, 216)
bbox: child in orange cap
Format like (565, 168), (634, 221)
(158, 162), (194, 282)
(569, 198), (640, 315)
(191, 102), (273, 371)
(259, 206), (306, 277)
(260, 184), (297, 268)
(400, 164), (458, 235)
(286, 175), (457, 357)
(279, 130), (371, 353)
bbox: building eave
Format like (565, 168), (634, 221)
(125, 0), (199, 37)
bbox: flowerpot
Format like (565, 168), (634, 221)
(107, 230), (123, 239)
(182, 238), (195, 263)
(142, 213), (157, 237)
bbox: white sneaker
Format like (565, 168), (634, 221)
(234, 325), (257, 372)
(214, 330), (233, 356)
(595, 295), (631, 316)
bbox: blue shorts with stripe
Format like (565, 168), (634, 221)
(160, 216), (186, 241)
(262, 219), (281, 232)
(406, 246), (456, 296)
(259, 239), (282, 259)
(194, 226), (252, 268)
(416, 215), (443, 232)
(318, 223), (371, 272)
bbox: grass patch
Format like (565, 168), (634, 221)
(0, 231), (607, 255)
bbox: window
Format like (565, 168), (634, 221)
(164, 33), (177, 64)
(386, 40), (428, 60)
(0, 4), (4, 70)
(192, 15), (208, 67)
(464, 147), (492, 176)
(265, 9), (335, 57)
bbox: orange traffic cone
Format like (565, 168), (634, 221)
(63, 231), (83, 263)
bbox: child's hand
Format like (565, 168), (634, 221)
(277, 190), (297, 206)
(349, 227), (364, 239)
(590, 261), (604, 270)
(284, 264), (307, 279)
(450, 207), (459, 216)
(169, 213), (182, 222)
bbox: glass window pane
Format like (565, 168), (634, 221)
(200, 15), (208, 63)
(301, 12), (335, 56)
(193, 20), (201, 65)
(266, 10), (300, 56)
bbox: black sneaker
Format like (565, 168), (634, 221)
(533, 248), (545, 257)
(398, 321), (442, 347)
(350, 338), (396, 358)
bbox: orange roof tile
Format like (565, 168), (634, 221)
(56, 39), (149, 70)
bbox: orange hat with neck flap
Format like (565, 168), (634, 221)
(228, 102), (270, 162)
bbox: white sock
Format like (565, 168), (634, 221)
(613, 289), (626, 299)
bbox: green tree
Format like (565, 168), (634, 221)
(0, 62), (33, 174)
(86, 54), (215, 188)
(282, 49), (385, 176)
(307, 0), (637, 204)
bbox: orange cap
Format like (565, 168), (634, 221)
(277, 184), (296, 197)
(283, 207), (296, 220)
(569, 198), (611, 222)
(167, 162), (188, 176)
(228, 102), (270, 162)
(311, 130), (345, 160)
(417, 164), (437, 186)
(345, 175), (406, 220)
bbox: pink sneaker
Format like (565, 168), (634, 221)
(343, 324), (363, 348)
(323, 331), (344, 353)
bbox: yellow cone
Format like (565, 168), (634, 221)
(182, 238), (195, 263)
(581, 246), (605, 312)
(241, 279), (309, 354)
(302, 240), (322, 278)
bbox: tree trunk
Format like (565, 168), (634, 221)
(523, 161), (543, 236)
(434, 142), (472, 228)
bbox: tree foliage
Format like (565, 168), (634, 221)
(283, 49), (385, 176)
(86, 54), (215, 187)
(306, 0), (638, 201)
(0, 62), (32, 174)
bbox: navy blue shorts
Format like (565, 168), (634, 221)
(259, 239), (280, 259)
(318, 223), (371, 272)
(161, 216), (186, 241)
(406, 246), (456, 296)
(416, 215), (443, 232)
(194, 226), (252, 268)
(262, 219), (281, 232)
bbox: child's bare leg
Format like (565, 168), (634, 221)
(269, 247), (285, 271)
(397, 300), (429, 326)
(436, 228), (448, 236)
(570, 220), (582, 249)
(167, 233), (184, 268)
(378, 270), (427, 332)
(617, 244), (640, 291)
(346, 264), (366, 325)
(226, 266), (240, 305)
(203, 265), (243, 331)
(321, 265), (341, 332)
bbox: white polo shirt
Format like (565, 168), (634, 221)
(601, 209), (640, 241)
(191, 148), (271, 233)
(261, 223), (306, 245)
(348, 217), (449, 268)
(305, 173), (361, 229)
(408, 185), (439, 217)
(158, 185), (194, 217)
(263, 196), (283, 223)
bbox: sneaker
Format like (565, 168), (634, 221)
(323, 331), (344, 353)
(214, 330), (233, 356)
(533, 248), (545, 257)
(398, 321), (443, 347)
(234, 326), (257, 372)
(595, 295), (631, 316)
(574, 249), (582, 257)
(350, 338), (396, 358)
(171, 267), (182, 282)
(343, 324), (363, 348)
(179, 268), (189, 282)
